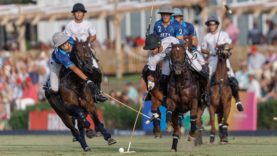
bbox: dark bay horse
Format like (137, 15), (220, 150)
(45, 38), (115, 151)
(209, 44), (232, 144)
(166, 43), (203, 152)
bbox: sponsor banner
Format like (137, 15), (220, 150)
(142, 91), (257, 131)
(29, 109), (104, 131)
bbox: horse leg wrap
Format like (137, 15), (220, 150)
(97, 122), (111, 141)
(219, 123), (224, 138)
(75, 109), (90, 128)
(190, 115), (197, 132)
(171, 135), (179, 152)
(210, 132), (215, 143)
(222, 124), (229, 137)
(178, 114), (184, 127)
(76, 134), (89, 151)
(166, 111), (172, 123)
(91, 113), (111, 140)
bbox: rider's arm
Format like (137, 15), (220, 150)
(189, 24), (198, 46)
(192, 36), (198, 47)
(69, 65), (88, 81)
(201, 35), (209, 54)
(89, 22), (97, 42)
(55, 49), (88, 81)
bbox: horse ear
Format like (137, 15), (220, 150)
(86, 36), (90, 44)
(75, 37), (80, 43)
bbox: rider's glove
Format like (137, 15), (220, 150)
(147, 80), (155, 90)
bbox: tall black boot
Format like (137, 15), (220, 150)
(159, 75), (169, 106)
(87, 80), (108, 103)
(159, 75), (169, 97)
(228, 77), (244, 112)
(199, 64), (209, 80)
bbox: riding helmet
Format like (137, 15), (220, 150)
(172, 8), (183, 17)
(71, 3), (87, 13)
(205, 16), (220, 26)
(143, 34), (161, 50)
(52, 32), (70, 48)
(158, 4), (174, 14)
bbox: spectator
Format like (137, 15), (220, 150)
(0, 93), (9, 130)
(247, 22), (263, 45)
(247, 45), (266, 79)
(247, 72), (261, 101)
(266, 72), (277, 100)
(267, 20), (277, 44)
(225, 17), (240, 44)
(124, 82), (139, 104)
(235, 62), (249, 90)
(15, 77), (38, 110)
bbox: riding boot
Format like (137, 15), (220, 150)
(87, 81), (108, 103)
(205, 81), (211, 106)
(199, 64), (209, 80)
(159, 75), (169, 106)
(228, 77), (244, 112)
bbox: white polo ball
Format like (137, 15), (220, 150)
(119, 147), (124, 153)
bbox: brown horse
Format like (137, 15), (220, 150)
(166, 44), (203, 152)
(45, 38), (115, 151)
(142, 62), (164, 138)
(209, 44), (232, 144)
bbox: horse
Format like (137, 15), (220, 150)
(166, 43), (204, 152)
(209, 43), (232, 144)
(44, 38), (115, 151)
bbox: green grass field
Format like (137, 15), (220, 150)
(0, 135), (277, 156)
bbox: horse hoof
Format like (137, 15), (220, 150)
(107, 138), (117, 145)
(83, 147), (91, 152)
(187, 135), (196, 142)
(236, 103), (244, 112)
(171, 149), (177, 152)
(210, 139), (215, 144)
(154, 134), (162, 139)
(166, 126), (173, 132)
(86, 129), (96, 139)
(72, 137), (77, 142)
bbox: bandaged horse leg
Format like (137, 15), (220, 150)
(90, 112), (117, 145)
(71, 106), (90, 129)
(171, 111), (181, 152)
(165, 98), (176, 131)
(151, 100), (162, 138)
(226, 60), (244, 112)
(54, 107), (90, 151)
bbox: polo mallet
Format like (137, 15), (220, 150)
(118, 99), (143, 154)
(103, 92), (151, 120)
(215, 1), (233, 45)
(146, 0), (155, 36)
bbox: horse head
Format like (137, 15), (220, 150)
(170, 43), (186, 75)
(74, 37), (95, 74)
(216, 43), (232, 60)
